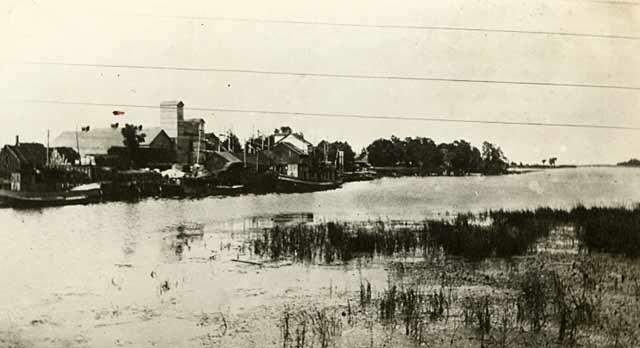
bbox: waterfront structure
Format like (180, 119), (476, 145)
(273, 129), (313, 154)
(0, 138), (81, 191)
(204, 151), (243, 175)
(159, 101), (207, 164)
(54, 126), (173, 165)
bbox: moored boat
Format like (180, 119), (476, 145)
(0, 184), (102, 208)
(275, 174), (342, 192)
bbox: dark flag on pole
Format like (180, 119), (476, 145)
(113, 111), (125, 116)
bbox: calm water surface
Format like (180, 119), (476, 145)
(1, 167), (638, 347)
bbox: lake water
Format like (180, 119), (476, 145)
(1, 167), (639, 347)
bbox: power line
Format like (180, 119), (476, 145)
(16, 61), (640, 92)
(114, 13), (640, 41)
(9, 98), (640, 131)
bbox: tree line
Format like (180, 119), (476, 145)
(366, 136), (508, 175)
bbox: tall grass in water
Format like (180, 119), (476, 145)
(280, 307), (342, 348)
(252, 213), (555, 262)
(572, 205), (640, 257)
(252, 205), (640, 262)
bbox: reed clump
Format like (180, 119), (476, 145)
(280, 307), (343, 348)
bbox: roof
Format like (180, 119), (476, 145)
(277, 141), (306, 155)
(53, 127), (167, 156)
(274, 132), (313, 147)
(141, 127), (168, 145)
(213, 151), (242, 164)
(5, 143), (47, 167)
(231, 152), (272, 166)
(209, 151), (243, 174)
(160, 100), (184, 107)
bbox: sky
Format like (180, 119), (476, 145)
(1, 0), (639, 165)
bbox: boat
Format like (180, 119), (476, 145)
(214, 184), (245, 195)
(0, 183), (102, 208)
(342, 169), (377, 182)
(275, 174), (342, 192)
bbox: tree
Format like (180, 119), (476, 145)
(121, 124), (146, 168)
(481, 141), (508, 175)
(542, 159), (547, 165)
(276, 126), (292, 135)
(367, 138), (398, 167)
(549, 157), (557, 166)
(404, 137), (440, 173)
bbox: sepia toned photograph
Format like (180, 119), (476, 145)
(1, 1), (639, 347)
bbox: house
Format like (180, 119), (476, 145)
(0, 140), (47, 183)
(53, 126), (174, 165)
(0, 138), (82, 191)
(273, 129), (313, 154)
(269, 141), (310, 179)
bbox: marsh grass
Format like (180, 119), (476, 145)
(251, 206), (640, 263)
(280, 307), (343, 348)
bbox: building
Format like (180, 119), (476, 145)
(204, 151), (243, 175)
(159, 101), (206, 164)
(53, 126), (173, 165)
(273, 129), (313, 154)
(269, 141), (310, 179)
(267, 130), (340, 182)
(0, 137), (81, 191)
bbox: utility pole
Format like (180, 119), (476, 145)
(75, 125), (81, 165)
(46, 129), (50, 167)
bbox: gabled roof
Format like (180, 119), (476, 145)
(277, 141), (306, 155)
(213, 151), (242, 164)
(53, 126), (167, 156)
(274, 132), (313, 147)
(5, 143), (47, 167)
(140, 127), (168, 145)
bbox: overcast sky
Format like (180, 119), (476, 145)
(1, 0), (639, 164)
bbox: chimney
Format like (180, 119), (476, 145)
(177, 101), (184, 121)
(15, 135), (19, 146)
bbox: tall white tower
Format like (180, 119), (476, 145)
(160, 101), (184, 139)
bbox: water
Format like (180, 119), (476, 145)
(1, 167), (639, 347)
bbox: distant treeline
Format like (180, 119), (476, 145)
(366, 136), (508, 175)
(617, 158), (640, 167)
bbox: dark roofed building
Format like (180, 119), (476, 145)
(204, 151), (243, 175)
(0, 142), (47, 178)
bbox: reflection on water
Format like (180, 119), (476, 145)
(1, 167), (640, 347)
(271, 212), (315, 226)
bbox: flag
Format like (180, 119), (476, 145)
(113, 111), (125, 116)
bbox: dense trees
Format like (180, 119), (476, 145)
(617, 158), (640, 167)
(481, 141), (508, 175)
(366, 136), (508, 175)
